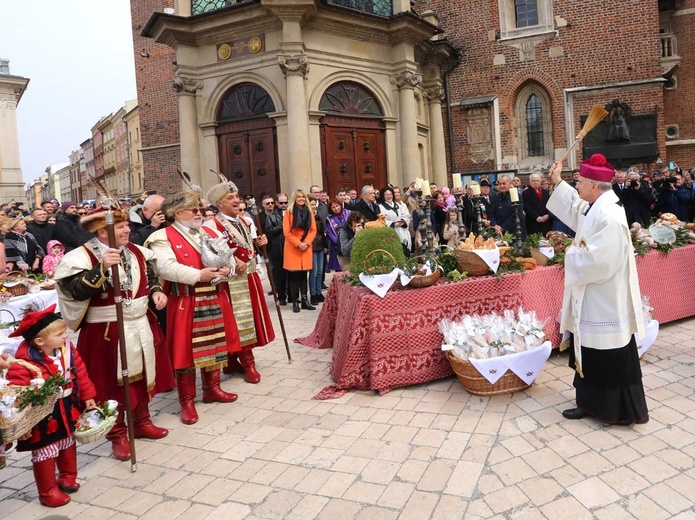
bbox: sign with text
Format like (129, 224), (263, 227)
(217, 35), (265, 61)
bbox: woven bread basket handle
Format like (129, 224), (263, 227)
(0, 308), (18, 324)
(363, 249), (397, 271)
(7, 358), (42, 379)
(1, 271), (27, 283)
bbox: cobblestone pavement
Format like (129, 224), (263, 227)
(2, 274), (695, 519)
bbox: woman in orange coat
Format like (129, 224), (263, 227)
(283, 189), (317, 313)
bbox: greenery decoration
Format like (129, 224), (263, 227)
(349, 227), (406, 275)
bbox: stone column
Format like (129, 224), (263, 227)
(278, 55), (312, 193)
(173, 76), (203, 189)
(424, 85), (447, 188)
(391, 70), (422, 185)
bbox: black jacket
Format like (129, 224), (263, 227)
(128, 206), (159, 246)
(26, 221), (54, 253)
(621, 181), (653, 227)
(490, 191), (526, 240)
(351, 199), (380, 222)
(53, 214), (93, 253)
(263, 208), (285, 261)
(522, 188), (552, 236)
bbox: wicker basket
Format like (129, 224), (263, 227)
(530, 248), (550, 266)
(405, 255), (441, 289)
(454, 249), (491, 276)
(74, 409), (117, 444)
(361, 249), (400, 292)
(1, 271), (29, 297)
(445, 351), (531, 396)
(0, 359), (60, 443)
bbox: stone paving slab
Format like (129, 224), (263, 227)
(2, 274), (695, 519)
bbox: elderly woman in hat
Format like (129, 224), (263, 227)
(2, 215), (45, 273)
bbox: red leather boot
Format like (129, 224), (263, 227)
(33, 457), (71, 507)
(105, 409), (131, 461)
(56, 443), (80, 493)
(133, 402), (169, 439)
(238, 350), (261, 384)
(201, 368), (238, 403)
(222, 354), (244, 375)
(176, 370), (199, 425)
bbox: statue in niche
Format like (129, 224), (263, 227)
(606, 99), (631, 141)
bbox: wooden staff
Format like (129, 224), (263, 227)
(249, 203), (292, 363)
(103, 199), (138, 472)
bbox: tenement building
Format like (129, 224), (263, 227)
(133, 0), (694, 196)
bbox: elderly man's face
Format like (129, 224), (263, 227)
(529, 177), (541, 189)
(614, 171), (627, 184)
(481, 185), (490, 195)
(497, 177), (511, 194)
(217, 191), (240, 217)
(362, 186), (376, 203)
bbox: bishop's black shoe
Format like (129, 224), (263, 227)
(562, 408), (585, 420)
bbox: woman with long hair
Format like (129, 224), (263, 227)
(325, 199), (350, 272)
(282, 190), (317, 313)
(378, 185), (411, 256)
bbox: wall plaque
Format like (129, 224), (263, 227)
(217, 35), (265, 61)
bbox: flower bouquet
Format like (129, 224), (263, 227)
(74, 400), (118, 444)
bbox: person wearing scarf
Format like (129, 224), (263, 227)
(378, 185), (412, 256)
(282, 190), (317, 313)
(2, 217), (45, 273)
(326, 199), (350, 272)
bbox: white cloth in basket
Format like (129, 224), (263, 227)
(468, 341), (551, 385)
(471, 248), (500, 273)
(359, 268), (400, 299)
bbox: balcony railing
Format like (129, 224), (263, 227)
(191, 0), (253, 16)
(660, 33), (678, 59)
(326, 0), (393, 17)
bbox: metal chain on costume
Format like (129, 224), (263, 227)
(224, 217), (253, 252)
(87, 238), (134, 307)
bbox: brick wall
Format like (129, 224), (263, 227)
(130, 0), (181, 196)
(662, 0), (695, 169)
(421, 0), (669, 173)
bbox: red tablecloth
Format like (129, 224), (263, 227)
(297, 245), (695, 399)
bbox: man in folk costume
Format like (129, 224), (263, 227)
(548, 154), (648, 426)
(144, 190), (240, 424)
(54, 207), (175, 461)
(204, 181), (275, 384)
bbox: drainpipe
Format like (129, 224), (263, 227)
(443, 48), (463, 174)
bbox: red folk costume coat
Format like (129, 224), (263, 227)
(148, 225), (241, 370)
(56, 243), (175, 407)
(206, 216), (275, 348)
(7, 341), (97, 452)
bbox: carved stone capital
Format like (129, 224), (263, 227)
(172, 76), (203, 95)
(0, 97), (17, 111)
(423, 86), (445, 102)
(390, 70), (423, 89)
(278, 55), (310, 78)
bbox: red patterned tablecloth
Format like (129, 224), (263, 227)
(297, 245), (695, 399)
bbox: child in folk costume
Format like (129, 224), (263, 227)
(5, 305), (97, 507)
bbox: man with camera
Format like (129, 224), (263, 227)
(129, 192), (166, 245)
(654, 169), (690, 222)
(620, 171), (653, 227)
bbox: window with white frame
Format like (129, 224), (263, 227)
(498, 0), (554, 40)
(514, 83), (553, 165)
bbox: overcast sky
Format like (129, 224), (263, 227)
(1, 0), (136, 183)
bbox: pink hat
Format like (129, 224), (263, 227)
(579, 154), (614, 183)
(441, 187), (451, 196)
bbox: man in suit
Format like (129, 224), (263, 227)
(612, 170), (628, 204)
(522, 173), (552, 236)
(352, 185), (381, 222)
(263, 193), (289, 304)
(490, 175), (526, 240)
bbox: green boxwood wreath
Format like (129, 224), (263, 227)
(349, 227), (407, 275)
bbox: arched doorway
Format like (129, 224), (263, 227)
(216, 83), (279, 201)
(319, 81), (387, 198)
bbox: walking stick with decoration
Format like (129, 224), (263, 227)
(249, 203), (292, 363)
(102, 198), (138, 472)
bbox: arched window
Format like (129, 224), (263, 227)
(319, 81), (383, 118)
(514, 83), (553, 166)
(217, 83), (275, 122)
(526, 94), (544, 157)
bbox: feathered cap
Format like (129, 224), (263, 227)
(579, 154), (615, 183)
(80, 207), (129, 234)
(161, 190), (203, 219)
(9, 304), (62, 342)
(206, 181), (238, 205)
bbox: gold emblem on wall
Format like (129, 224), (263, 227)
(217, 35), (265, 62)
(217, 43), (232, 61)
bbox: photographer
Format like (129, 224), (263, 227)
(654, 173), (690, 222)
(129, 193), (166, 245)
(622, 172), (653, 227)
